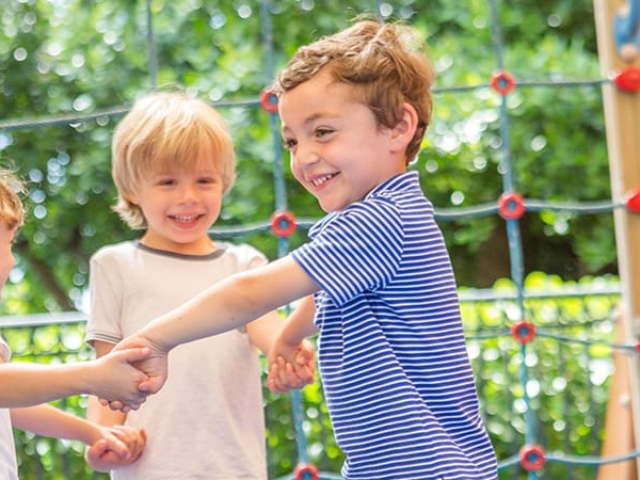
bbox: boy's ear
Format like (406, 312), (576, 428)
(124, 192), (139, 205)
(390, 103), (419, 152)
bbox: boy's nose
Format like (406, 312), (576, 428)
(293, 144), (319, 167)
(178, 185), (198, 202)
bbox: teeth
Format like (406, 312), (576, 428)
(311, 174), (334, 186)
(174, 215), (198, 222)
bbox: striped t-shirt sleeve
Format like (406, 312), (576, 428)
(292, 199), (404, 306)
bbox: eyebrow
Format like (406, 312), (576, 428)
(281, 111), (338, 135)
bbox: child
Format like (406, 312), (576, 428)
(112, 20), (498, 480)
(84, 91), (314, 479)
(0, 169), (148, 479)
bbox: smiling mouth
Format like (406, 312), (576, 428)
(171, 214), (201, 223)
(311, 173), (337, 187)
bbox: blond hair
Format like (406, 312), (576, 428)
(272, 19), (434, 163)
(0, 169), (25, 231)
(111, 91), (236, 229)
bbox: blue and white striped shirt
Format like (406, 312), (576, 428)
(292, 171), (498, 480)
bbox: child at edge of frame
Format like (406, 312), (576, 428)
(0, 168), (148, 480)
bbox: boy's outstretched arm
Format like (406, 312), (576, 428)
(111, 256), (318, 401)
(0, 346), (150, 408)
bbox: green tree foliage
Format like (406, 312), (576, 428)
(0, 0), (614, 316)
(0, 1), (622, 477)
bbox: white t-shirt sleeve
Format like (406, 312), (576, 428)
(0, 335), (11, 363)
(86, 249), (126, 345)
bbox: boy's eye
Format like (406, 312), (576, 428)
(198, 177), (217, 184)
(283, 139), (297, 150)
(314, 128), (334, 139)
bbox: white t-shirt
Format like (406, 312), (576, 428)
(0, 335), (18, 480)
(86, 241), (268, 480)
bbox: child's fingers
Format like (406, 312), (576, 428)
(115, 346), (150, 365)
(104, 434), (129, 459)
(86, 439), (108, 459)
(111, 426), (145, 460)
(98, 396), (133, 412)
(294, 348), (313, 365)
(105, 399), (129, 412)
(267, 362), (288, 394)
(267, 353), (315, 392)
(296, 366), (314, 385)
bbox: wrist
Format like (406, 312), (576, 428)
(78, 361), (101, 398)
(139, 329), (173, 355)
(84, 422), (104, 445)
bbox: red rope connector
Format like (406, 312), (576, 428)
(498, 192), (525, 220)
(625, 188), (640, 213)
(270, 210), (297, 237)
(490, 71), (516, 96)
(260, 88), (278, 113)
(294, 463), (320, 480)
(511, 320), (536, 345)
(613, 67), (640, 93)
(519, 444), (546, 472)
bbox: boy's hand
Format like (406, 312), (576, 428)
(85, 425), (146, 472)
(267, 338), (316, 394)
(90, 345), (151, 411)
(100, 335), (169, 412)
(296, 339), (316, 383)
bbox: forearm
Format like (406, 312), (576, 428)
(141, 256), (318, 352)
(246, 310), (284, 355)
(280, 295), (318, 347)
(11, 404), (101, 445)
(0, 362), (94, 408)
(140, 276), (263, 352)
(247, 296), (320, 359)
(86, 395), (127, 427)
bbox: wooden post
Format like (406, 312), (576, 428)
(597, 309), (637, 480)
(593, 0), (640, 475)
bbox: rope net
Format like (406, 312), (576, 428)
(2, 1), (640, 480)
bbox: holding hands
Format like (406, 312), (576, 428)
(100, 332), (315, 410)
(267, 338), (316, 394)
(99, 335), (169, 411)
(83, 344), (152, 411)
(85, 424), (147, 472)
